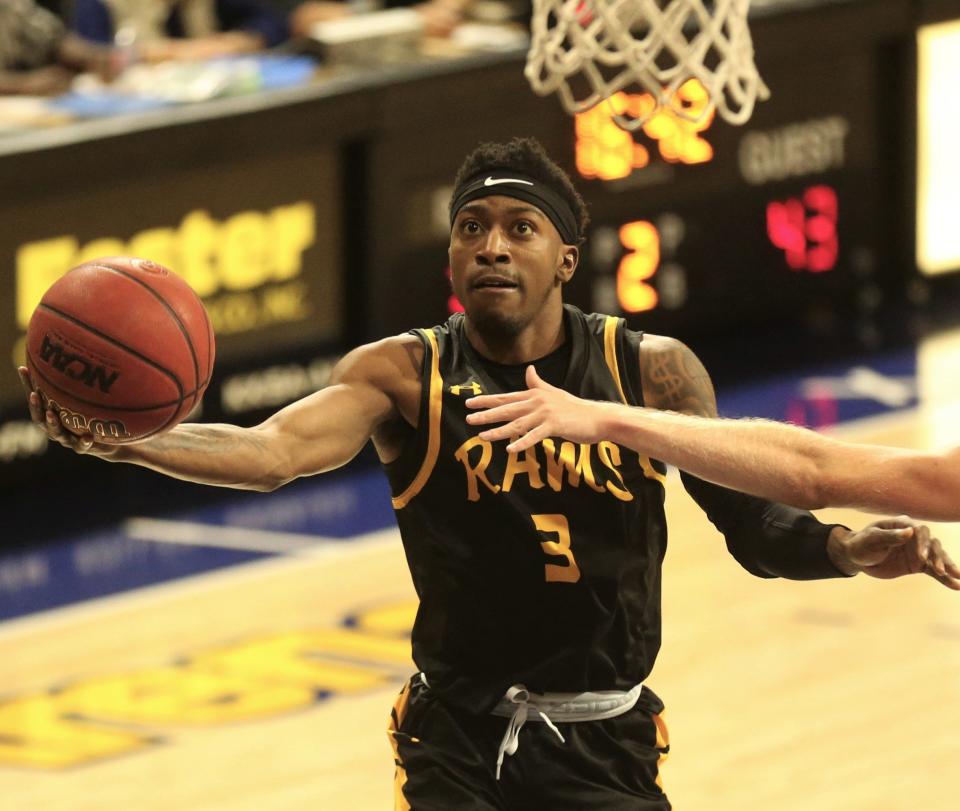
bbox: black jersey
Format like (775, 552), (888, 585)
(384, 305), (668, 713)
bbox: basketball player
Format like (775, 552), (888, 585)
(18, 138), (956, 809)
(466, 370), (960, 530)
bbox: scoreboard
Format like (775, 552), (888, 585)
(1, 0), (958, 489)
(363, 0), (928, 361)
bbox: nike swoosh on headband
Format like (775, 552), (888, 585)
(484, 177), (535, 187)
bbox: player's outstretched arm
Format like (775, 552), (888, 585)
(17, 336), (419, 492)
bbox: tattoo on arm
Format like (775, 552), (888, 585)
(641, 339), (718, 417)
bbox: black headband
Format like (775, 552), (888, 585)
(449, 172), (579, 245)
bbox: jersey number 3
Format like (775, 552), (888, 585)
(532, 514), (581, 583)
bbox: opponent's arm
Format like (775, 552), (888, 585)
(590, 408), (960, 523)
(465, 337), (959, 588)
(18, 336), (416, 492)
(635, 335), (862, 579)
(465, 355), (960, 522)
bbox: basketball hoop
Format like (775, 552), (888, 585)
(524, 0), (770, 130)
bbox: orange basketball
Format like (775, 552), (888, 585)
(25, 257), (215, 443)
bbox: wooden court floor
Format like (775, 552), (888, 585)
(2, 341), (959, 810)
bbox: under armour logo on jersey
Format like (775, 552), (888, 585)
(450, 381), (482, 396)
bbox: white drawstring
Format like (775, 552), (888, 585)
(494, 685), (565, 780)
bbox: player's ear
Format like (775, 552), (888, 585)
(557, 245), (578, 283)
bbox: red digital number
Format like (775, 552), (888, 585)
(766, 185), (838, 273)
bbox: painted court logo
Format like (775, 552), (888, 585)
(0, 600), (417, 769)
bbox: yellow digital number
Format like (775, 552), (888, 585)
(531, 513), (581, 583)
(617, 220), (659, 313)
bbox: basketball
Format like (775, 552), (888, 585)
(25, 257), (215, 444)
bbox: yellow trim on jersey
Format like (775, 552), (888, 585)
(392, 329), (443, 509)
(603, 316), (666, 485)
(387, 683), (412, 811)
(393, 765), (411, 811)
(653, 710), (670, 791)
(603, 316), (629, 403)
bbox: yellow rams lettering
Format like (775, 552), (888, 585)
(502, 445), (545, 493)
(597, 441), (633, 502)
(453, 436), (501, 501)
(454, 437), (634, 502)
(542, 438), (605, 494)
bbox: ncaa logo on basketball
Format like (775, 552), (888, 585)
(46, 398), (130, 440)
(38, 333), (120, 394)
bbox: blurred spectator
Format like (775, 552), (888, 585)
(72, 0), (290, 63)
(285, 0), (475, 39)
(0, 0), (116, 95)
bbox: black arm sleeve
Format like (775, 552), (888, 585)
(681, 471), (853, 580)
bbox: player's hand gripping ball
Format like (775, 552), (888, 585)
(25, 257), (215, 443)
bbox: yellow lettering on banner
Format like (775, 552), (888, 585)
(262, 281), (310, 322)
(502, 445), (545, 492)
(597, 441), (634, 502)
(13, 202), (317, 330)
(75, 238), (125, 266)
(57, 666), (315, 726)
(178, 209), (220, 296)
(454, 436), (501, 501)
(0, 694), (153, 768)
(219, 211), (269, 290)
(128, 227), (177, 271)
(205, 291), (259, 335)
(15, 237), (77, 329)
(197, 282), (311, 336)
(269, 202), (315, 281)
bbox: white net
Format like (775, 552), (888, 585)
(524, 0), (770, 130)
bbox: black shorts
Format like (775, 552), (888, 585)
(386, 674), (671, 811)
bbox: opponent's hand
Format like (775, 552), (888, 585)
(831, 517), (960, 590)
(17, 366), (117, 458)
(465, 365), (611, 452)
